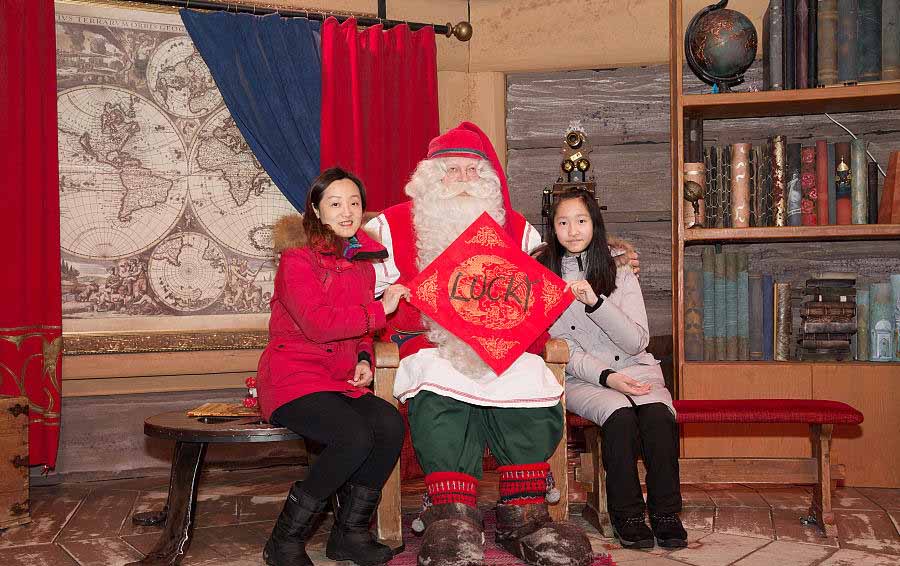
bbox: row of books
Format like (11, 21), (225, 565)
(686, 138), (891, 229)
(684, 250), (753, 361)
(685, 260), (900, 362)
(761, 0), (900, 90)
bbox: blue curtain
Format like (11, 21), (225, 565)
(180, 10), (321, 212)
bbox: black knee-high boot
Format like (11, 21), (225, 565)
(325, 483), (394, 566)
(263, 482), (327, 566)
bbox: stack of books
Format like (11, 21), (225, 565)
(797, 276), (857, 360)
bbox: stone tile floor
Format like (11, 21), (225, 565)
(1, 465), (898, 565)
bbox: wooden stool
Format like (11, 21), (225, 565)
(125, 411), (300, 566)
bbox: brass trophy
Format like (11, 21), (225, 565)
(541, 128), (603, 235)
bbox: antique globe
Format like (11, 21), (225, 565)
(685, 1), (757, 92)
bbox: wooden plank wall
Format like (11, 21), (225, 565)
(507, 64), (900, 337)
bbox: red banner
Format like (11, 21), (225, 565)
(407, 214), (573, 374)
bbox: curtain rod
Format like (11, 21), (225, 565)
(129, 0), (473, 40)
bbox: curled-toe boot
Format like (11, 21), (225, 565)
(263, 483), (327, 566)
(418, 502), (485, 566)
(325, 483), (394, 566)
(495, 503), (593, 566)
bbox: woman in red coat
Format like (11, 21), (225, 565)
(259, 168), (409, 566)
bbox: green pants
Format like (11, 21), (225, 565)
(407, 390), (563, 478)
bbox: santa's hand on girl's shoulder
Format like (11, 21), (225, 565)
(608, 237), (641, 277)
(607, 372), (652, 396)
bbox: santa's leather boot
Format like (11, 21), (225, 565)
(417, 472), (484, 566)
(263, 482), (327, 566)
(325, 483), (394, 565)
(494, 464), (592, 566)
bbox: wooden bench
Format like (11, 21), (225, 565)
(568, 399), (864, 538)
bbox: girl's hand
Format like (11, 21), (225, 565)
(607, 372), (652, 396)
(380, 284), (411, 315)
(565, 280), (599, 307)
(349, 361), (373, 388)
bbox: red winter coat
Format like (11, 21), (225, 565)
(257, 216), (389, 421)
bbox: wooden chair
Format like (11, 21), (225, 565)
(371, 339), (571, 550)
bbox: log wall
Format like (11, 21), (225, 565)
(506, 64), (900, 337)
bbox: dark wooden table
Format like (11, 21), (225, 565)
(126, 411), (300, 566)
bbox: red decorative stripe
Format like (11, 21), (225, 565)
(498, 463), (548, 506)
(425, 471), (478, 508)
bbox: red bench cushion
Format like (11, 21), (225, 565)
(566, 399), (863, 428)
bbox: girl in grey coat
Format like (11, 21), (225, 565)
(540, 190), (686, 550)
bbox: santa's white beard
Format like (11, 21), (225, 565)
(409, 172), (506, 377)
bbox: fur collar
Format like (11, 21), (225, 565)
(272, 213), (386, 260)
(273, 214), (307, 254)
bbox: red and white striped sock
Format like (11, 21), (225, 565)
(424, 471), (478, 508)
(498, 462), (549, 506)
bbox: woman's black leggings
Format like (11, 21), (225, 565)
(271, 392), (405, 501)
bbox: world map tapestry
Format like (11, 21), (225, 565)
(55, 2), (300, 337)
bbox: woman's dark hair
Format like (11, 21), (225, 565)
(302, 167), (366, 253)
(538, 190), (617, 298)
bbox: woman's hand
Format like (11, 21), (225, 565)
(607, 372), (652, 396)
(380, 284), (410, 315)
(348, 361), (373, 388)
(566, 280), (599, 307)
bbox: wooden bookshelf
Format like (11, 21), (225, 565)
(669, 0), (900, 487)
(683, 81), (900, 120)
(682, 224), (900, 244)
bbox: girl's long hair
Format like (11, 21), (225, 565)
(538, 190), (617, 298)
(302, 167), (367, 254)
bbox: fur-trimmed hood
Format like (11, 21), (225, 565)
(273, 214), (307, 254)
(272, 213), (387, 260)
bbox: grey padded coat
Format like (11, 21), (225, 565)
(549, 254), (675, 426)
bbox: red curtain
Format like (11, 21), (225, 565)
(320, 18), (439, 211)
(0, 0), (62, 468)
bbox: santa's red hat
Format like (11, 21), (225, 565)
(426, 122), (515, 238)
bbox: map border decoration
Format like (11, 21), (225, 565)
(62, 329), (268, 355)
(57, 0), (376, 21)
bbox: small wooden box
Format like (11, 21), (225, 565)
(0, 395), (29, 529)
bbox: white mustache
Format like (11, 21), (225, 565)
(436, 179), (498, 200)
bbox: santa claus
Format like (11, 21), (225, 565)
(365, 122), (637, 566)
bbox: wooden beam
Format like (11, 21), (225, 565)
(576, 457), (846, 488)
